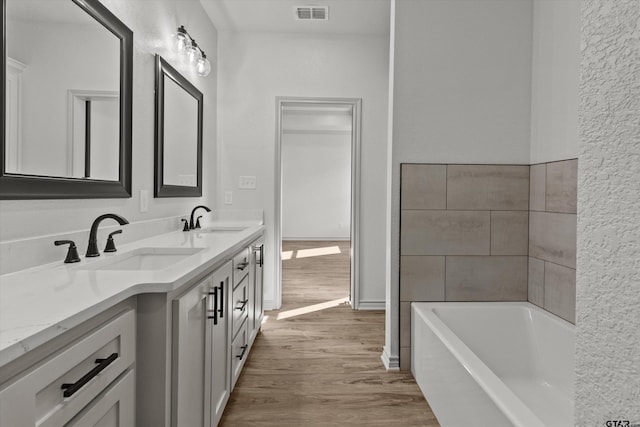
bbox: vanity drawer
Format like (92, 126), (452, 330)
(0, 310), (135, 427)
(232, 248), (250, 288)
(65, 369), (135, 427)
(230, 319), (248, 389)
(232, 276), (249, 338)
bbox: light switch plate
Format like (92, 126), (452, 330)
(224, 191), (233, 205)
(238, 176), (256, 189)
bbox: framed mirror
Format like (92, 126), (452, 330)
(154, 55), (203, 198)
(1, 0), (133, 199)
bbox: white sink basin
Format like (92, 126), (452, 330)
(81, 247), (203, 271)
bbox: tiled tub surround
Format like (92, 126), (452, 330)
(528, 159), (577, 323)
(400, 161), (578, 369)
(400, 164), (530, 369)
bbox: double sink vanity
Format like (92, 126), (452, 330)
(1, 0), (259, 424)
(0, 218), (265, 427)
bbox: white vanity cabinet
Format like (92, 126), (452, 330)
(137, 236), (265, 427)
(172, 261), (232, 427)
(0, 309), (136, 427)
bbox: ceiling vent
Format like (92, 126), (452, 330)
(295, 6), (329, 21)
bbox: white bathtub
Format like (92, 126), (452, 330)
(411, 302), (574, 427)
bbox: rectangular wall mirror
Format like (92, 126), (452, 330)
(1, 0), (133, 199)
(154, 55), (203, 198)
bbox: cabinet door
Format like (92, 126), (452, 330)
(65, 369), (135, 427)
(172, 274), (214, 427)
(230, 319), (248, 390)
(210, 261), (232, 427)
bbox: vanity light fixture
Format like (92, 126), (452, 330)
(175, 25), (211, 77)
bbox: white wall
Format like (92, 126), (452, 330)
(385, 0), (533, 369)
(530, 0), (580, 163)
(576, 0), (640, 422)
(0, 0), (218, 269)
(282, 131), (351, 240)
(217, 31), (389, 309)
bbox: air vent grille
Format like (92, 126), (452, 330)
(295, 6), (329, 20)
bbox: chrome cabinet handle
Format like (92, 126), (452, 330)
(236, 345), (248, 360)
(253, 245), (263, 267)
(61, 353), (118, 398)
(235, 299), (248, 311)
(218, 282), (225, 318)
(208, 288), (218, 324)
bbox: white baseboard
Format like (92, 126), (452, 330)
(282, 237), (350, 241)
(356, 300), (385, 310)
(264, 299), (276, 311)
(381, 346), (400, 371)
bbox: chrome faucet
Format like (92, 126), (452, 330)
(86, 213), (129, 257)
(189, 205), (211, 230)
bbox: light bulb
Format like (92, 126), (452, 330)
(188, 39), (202, 63)
(175, 26), (190, 55)
(196, 55), (211, 77)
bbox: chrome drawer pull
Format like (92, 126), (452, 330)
(235, 299), (248, 311)
(254, 245), (263, 267)
(61, 352), (118, 398)
(236, 345), (248, 360)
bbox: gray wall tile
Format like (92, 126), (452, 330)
(529, 211), (577, 268)
(401, 210), (490, 255)
(544, 263), (576, 323)
(400, 302), (411, 348)
(491, 211), (529, 255)
(530, 164), (546, 211)
(400, 346), (411, 371)
(546, 159), (578, 213)
(401, 164), (447, 210)
(528, 257), (545, 307)
(445, 256), (528, 301)
(447, 165), (530, 210)
(400, 256), (445, 301)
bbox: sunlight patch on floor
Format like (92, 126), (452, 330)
(282, 245), (344, 260)
(275, 296), (350, 320)
(295, 245), (342, 259)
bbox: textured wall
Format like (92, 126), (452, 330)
(576, 0), (640, 423)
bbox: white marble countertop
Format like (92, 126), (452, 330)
(0, 221), (264, 367)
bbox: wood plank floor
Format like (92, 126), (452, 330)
(220, 241), (439, 426)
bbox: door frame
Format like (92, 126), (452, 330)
(274, 97), (362, 309)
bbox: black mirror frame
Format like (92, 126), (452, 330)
(0, 0), (133, 199)
(154, 55), (203, 198)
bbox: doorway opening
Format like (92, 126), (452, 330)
(274, 97), (361, 312)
